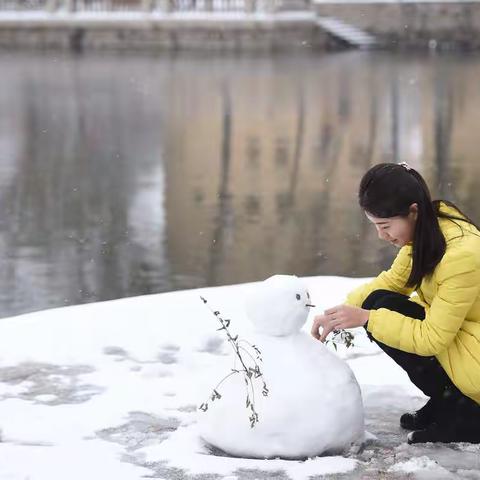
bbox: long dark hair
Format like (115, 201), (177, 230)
(359, 163), (478, 288)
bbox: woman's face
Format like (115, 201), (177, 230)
(365, 204), (418, 248)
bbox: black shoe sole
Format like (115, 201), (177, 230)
(408, 428), (480, 444)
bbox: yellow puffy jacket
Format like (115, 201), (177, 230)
(345, 203), (480, 404)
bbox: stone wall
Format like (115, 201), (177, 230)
(2, 2), (480, 50)
(0, 17), (333, 51)
(314, 1), (480, 48)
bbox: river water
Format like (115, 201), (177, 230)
(1, 50), (479, 317)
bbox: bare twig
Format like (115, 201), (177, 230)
(199, 296), (269, 427)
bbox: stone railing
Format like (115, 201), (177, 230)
(0, 0), (289, 12)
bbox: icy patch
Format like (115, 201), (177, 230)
(390, 455), (442, 473)
(393, 442), (480, 478)
(457, 469), (480, 480)
(388, 455), (457, 478)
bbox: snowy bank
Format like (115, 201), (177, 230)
(0, 276), (478, 480)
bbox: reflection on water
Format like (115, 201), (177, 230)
(1, 50), (479, 317)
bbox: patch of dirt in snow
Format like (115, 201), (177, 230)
(96, 411), (181, 451)
(0, 362), (104, 405)
(196, 336), (226, 356)
(103, 344), (179, 365)
(137, 460), (223, 480)
(234, 469), (290, 479)
(177, 404), (197, 413)
(158, 351), (179, 365)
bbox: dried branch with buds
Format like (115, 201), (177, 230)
(199, 296), (269, 428)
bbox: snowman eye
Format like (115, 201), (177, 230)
(296, 294), (301, 300)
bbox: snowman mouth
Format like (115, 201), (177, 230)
(305, 303), (316, 308)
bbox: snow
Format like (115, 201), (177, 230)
(0, 275), (478, 479)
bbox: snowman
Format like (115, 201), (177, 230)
(198, 274), (365, 459)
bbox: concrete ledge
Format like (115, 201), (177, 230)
(0, 11), (317, 27)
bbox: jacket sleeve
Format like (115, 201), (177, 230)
(367, 249), (480, 356)
(344, 245), (415, 308)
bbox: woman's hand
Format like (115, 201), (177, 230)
(311, 305), (370, 342)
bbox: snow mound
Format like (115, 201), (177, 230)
(198, 275), (365, 459)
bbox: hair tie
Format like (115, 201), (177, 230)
(399, 162), (412, 171)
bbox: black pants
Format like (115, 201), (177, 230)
(362, 289), (480, 429)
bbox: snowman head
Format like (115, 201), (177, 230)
(245, 275), (314, 337)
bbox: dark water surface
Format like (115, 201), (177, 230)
(1, 50), (480, 318)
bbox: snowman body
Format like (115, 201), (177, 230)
(198, 275), (365, 459)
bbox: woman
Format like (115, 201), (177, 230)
(311, 162), (480, 444)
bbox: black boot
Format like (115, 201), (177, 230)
(408, 387), (480, 444)
(400, 398), (436, 431)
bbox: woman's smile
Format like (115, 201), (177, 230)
(365, 208), (418, 248)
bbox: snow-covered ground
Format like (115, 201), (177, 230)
(0, 276), (479, 480)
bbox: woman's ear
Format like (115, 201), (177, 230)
(409, 203), (419, 220)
